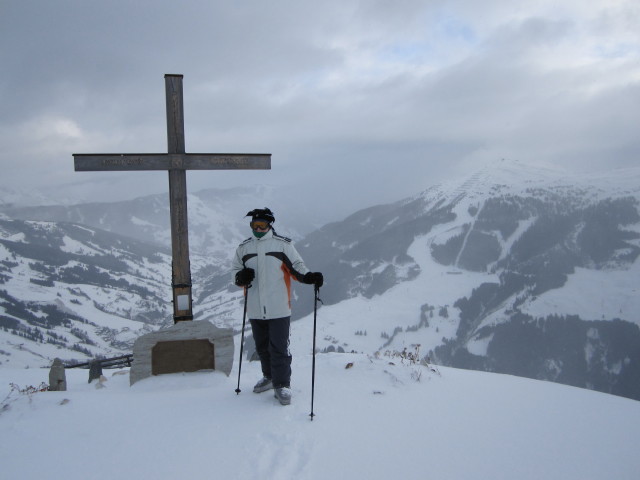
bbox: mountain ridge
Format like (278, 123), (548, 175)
(1, 160), (639, 401)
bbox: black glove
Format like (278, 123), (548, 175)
(303, 272), (323, 288)
(235, 268), (255, 287)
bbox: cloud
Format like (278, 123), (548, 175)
(1, 0), (639, 216)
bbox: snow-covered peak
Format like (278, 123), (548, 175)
(414, 159), (640, 209)
(0, 185), (79, 207)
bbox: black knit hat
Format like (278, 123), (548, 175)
(246, 207), (275, 224)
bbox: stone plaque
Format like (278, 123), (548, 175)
(152, 339), (215, 375)
(130, 320), (234, 385)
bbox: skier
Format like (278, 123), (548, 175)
(232, 208), (323, 405)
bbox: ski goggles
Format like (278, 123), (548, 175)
(250, 220), (271, 231)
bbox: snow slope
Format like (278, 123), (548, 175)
(302, 232), (498, 356)
(1, 324), (639, 480)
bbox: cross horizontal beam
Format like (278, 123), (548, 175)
(73, 153), (271, 171)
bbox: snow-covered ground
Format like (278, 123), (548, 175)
(1, 326), (639, 480)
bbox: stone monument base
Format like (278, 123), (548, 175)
(130, 321), (234, 386)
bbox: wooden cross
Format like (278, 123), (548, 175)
(74, 74), (271, 323)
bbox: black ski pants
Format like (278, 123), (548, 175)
(250, 316), (292, 389)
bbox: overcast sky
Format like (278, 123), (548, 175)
(1, 0), (639, 217)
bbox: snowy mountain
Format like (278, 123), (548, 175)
(0, 183), (335, 367)
(1, 184), (326, 261)
(0, 218), (174, 366)
(287, 161), (640, 401)
(0, 185), (77, 208)
(2, 160), (640, 402)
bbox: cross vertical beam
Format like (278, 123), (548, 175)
(165, 74), (192, 322)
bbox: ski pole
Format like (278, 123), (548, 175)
(235, 284), (250, 394)
(309, 284), (321, 420)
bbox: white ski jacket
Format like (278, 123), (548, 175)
(231, 229), (310, 320)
